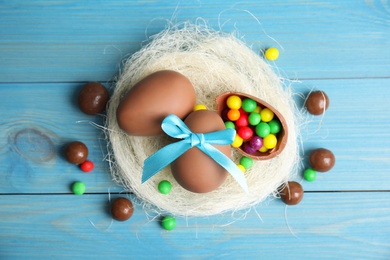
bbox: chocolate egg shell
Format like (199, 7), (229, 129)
(65, 141), (88, 165)
(111, 197), (134, 221)
(305, 90), (329, 115)
(309, 148), (335, 172)
(216, 91), (288, 160)
(279, 181), (304, 205)
(171, 110), (230, 193)
(78, 82), (109, 115)
(116, 70), (196, 136)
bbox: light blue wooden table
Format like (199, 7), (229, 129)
(1, 1), (389, 259)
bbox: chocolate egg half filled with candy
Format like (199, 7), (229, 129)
(171, 110), (231, 193)
(216, 91), (288, 160)
(116, 70), (196, 136)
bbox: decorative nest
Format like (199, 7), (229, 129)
(106, 23), (299, 217)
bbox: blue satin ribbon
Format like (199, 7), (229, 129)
(142, 114), (248, 193)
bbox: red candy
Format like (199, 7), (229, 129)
(237, 126), (253, 140)
(80, 160), (94, 172)
(235, 114), (249, 127)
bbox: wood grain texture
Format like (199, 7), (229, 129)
(0, 0), (389, 259)
(1, 79), (389, 193)
(0, 192), (389, 260)
(0, 0), (389, 82)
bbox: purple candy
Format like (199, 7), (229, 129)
(250, 136), (263, 150)
(243, 142), (258, 154)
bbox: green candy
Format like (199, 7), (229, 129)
(240, 156), (253, 169)
(268, 119), (282, 134)
(242, 98), (257, 112)
(224, 121), (235, 129)
(161, 216), (176, 231)
(72, 181), (86, 195)
(248, 112), (261, 126)
(255, 122), (271, 138)
(158, 180), (172, 194)
(304, 168), (316, 182)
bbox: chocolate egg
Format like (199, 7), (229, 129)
(279, 181), (304, 205)
(65, 141), (88, 165)
(116, 70), (196, 136)
(111, 197), (134, 221)
(309, 148), (335, 172)
(305, 90), (329, 115)
(171, 110), (231, 193)
(78, 82), (109, 115)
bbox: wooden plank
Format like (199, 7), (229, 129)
(0, 0), (389, 83)
(1, 78), (389, 194)
(0, 192), (388, 259)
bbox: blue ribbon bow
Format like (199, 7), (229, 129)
(142, 114), (248, 193)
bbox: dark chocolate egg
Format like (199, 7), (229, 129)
(78, 82), (109, 115)
(171, 110), (231, 193)
(116, 70), (196, 136)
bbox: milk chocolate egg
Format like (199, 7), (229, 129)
(171, 110), (231, 193)
(78, 82), (109, 115)
(116, 70), (196, 136)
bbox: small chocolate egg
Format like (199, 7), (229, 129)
(78, 82), (109, 115)
(305, 90), (329, 115)
(309, 148), (335, 172)
(111, 197), (134, 221)
(280, 181), (304, 205)
(65, 141), (88, 165)
(116, 70), (196, 136)
(171, 110), (230, 193)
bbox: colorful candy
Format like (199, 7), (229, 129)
(303, 168), (316, 182)
(80, 160), (94, 172)
(255, 122), (270, 138)
(242, 98), (257, 112)
(260, 108), (274, 122)
(227, 109), (240, 121)
(237, 164), (246, 173)
(194, 104), (207, 111)
(226, 95), (242, 109)
(248, 112), (261, 126)
(72, 181), (86, 195)
(239, 156), (253, 169)
(237, 126), (253, 140)
(222, 95), (284, 155)
(224, 121), (235, 129)
(263, 134), (277, 149)
(161, 216), (176, 231)
(264, 47), (279, 61)
(158, 180), (172, 194)
(235, 114), (249, 127)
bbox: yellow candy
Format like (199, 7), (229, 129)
(237, 164), (246, 173)
(263, 134), (277, 149)
(260, 108), (274, 122)
(265, 47), (279, 61)
(231, 134), (243, 148)
(194, 104), (207, 111)
(259, 145), (268, 153)
(253, 106), (261, 113)
(226, 95), (242, 109)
